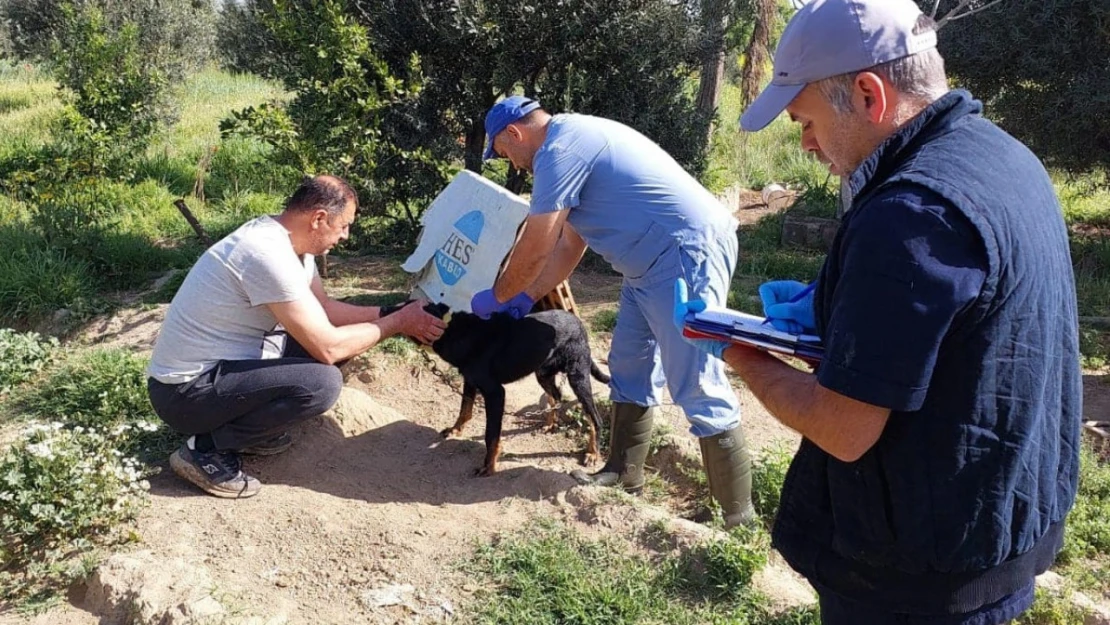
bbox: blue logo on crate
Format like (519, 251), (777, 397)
(434, 210), (484, 286)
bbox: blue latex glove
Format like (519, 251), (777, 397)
(503, 292), (535, 319)
(758, 280), (817, 334)
(470, 288), (502, 319)
(673, 279), (730, 359)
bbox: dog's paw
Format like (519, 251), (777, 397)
(440, 427), (462, 439)
(542, 422), (559, 434)
(583, 451), (601, 466)
(474, 466), (497, 477)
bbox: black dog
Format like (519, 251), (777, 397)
(415, 303), (610, 476)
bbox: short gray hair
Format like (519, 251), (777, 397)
(814, 47), (949, 114)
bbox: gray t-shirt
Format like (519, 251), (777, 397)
(148, 215), (317, 384)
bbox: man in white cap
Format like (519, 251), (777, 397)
(677, 0), (1081, 623)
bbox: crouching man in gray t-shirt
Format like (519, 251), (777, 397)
(147, 175), (446, 499)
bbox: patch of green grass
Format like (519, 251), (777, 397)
(0, 66), (61, 160)
(464, 518), (803, 625)
(669, 524), (770, 602)
(729, 211), (825, 309)
(706, 83), (828, 193)
(1071, 234), (1110, 319)
(0, 226), (102, 322)
(377, 335), (421, 359)
(590, 307), (618, 334)
(337, 291), (410, 308)
(148, 68), (287, 171)
(16, 348), (176, 460)
(751, 443), (794, 529)
(1015, 586), (1091, 625)
(1053, 445), (1110, 596)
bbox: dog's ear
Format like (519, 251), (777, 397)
(423, 302), (450, 319)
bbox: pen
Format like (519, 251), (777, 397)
(761, 282), (817, 326)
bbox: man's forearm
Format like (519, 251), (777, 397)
(322, 299), (383, 327)
(313, 314), (408, 364)
(495, 253), (546, 301)
(722, 347), (889, 462)
(524, 231), (588, 301)
(724, 348), (821, 435)
(493, 213), (565, 301)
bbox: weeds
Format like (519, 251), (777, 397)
(17, 348), (176, 460)
(1015, 586), (1091, 625)
(0, 329), (58, 395)
(1055, 445), (1110, 595)
(465, 518), (810, 625)
(590, 307), (619, 334)
(751, 443), (795, 528)
(0, 422), (150, 612)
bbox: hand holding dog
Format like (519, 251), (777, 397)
(394, 299), (447, 344)
(470, 289), (535, 320)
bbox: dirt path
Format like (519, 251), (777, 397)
(8, 260), (798, 624)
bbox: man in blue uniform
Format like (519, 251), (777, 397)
(471, 96), (754, 527)
(678, 0), (1081, 622)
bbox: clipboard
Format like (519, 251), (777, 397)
(683, 305), (824, 363)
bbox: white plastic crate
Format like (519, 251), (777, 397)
(401, 170), (530, 312)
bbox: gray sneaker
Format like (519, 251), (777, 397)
(238, 432), (293, 456)
(169, 443), (261, 499)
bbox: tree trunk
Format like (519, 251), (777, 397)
(740, 0), (776, 109)
(464, 116), (486, 173)
(695, 0), (731, 139)
(465, 87), (497, 173)
(506, 166), (527, 195)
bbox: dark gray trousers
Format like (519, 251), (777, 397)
(147, 338), (343, 451)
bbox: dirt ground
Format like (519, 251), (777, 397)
(6, 253), (804, 625)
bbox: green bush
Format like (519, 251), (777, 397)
(214, 0), (280, 78)
(49, 3), (174, 177)
(220, 0), (453, 250)
(921, 0), (1110, 174)
(0, 421), (149, 609)
(590, 308), (619, 334)
(18, 348), (175, 458)
(0, 424), (149, 608)
(3, 0), (215, 73)
(0, 329), (58, 395)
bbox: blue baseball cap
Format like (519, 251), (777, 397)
(484, 95), (542, 161)
(740, 0), (937, 132)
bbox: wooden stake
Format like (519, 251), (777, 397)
(173, 199), (213, 248)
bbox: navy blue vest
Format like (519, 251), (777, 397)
(772, 91), (1082, 614)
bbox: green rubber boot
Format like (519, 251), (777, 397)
(571, 402), (654, 493)
(699, 425), (757, 528)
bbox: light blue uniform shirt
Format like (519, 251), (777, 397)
(530, 114), (736, 281)
(529, 114), (741, 436)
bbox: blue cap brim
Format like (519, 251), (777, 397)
(483, 140), (496, 161)
(740, 83), (806, 132)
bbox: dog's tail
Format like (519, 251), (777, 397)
(590, 360), (611, 384)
